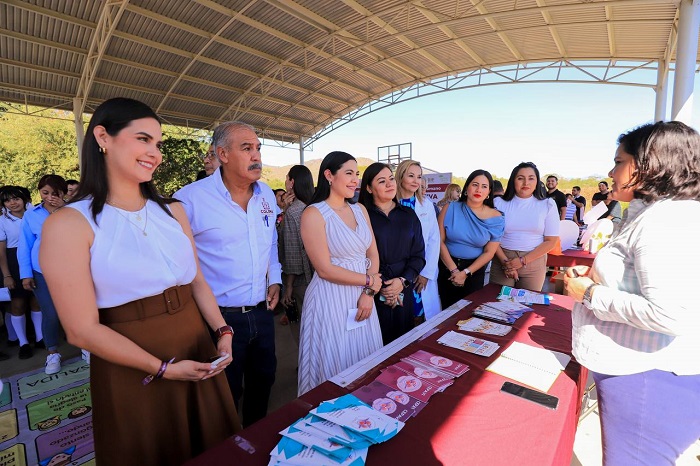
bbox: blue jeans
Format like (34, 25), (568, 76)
(221, 305), (276, 427)
(594, 369), (700, 465)
(33, 271), (60, 352)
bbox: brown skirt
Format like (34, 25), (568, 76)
(92, 284), (241, 466)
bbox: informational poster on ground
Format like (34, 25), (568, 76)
(0, 358), (95, 466)
(423, 173), (452, 204)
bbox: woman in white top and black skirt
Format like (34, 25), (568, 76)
(490, 162), (560, 291)
(40, 98), (240, 465)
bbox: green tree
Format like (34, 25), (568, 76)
(153, 138), (205, 196)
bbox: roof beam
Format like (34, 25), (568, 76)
(124, 4), (372, 100)
(605, 5), (616, 56)
(535, 0), (567, 57)
(194, 0), (396, 87)
(466, 0), (524, 61)
(75, 0), (130, 116)
(341, 0), (452, 72)
(264, 0), (423, 78)
(412, 2), (486, 66)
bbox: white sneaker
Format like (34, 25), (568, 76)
(45, 353), (62, 375)
(81, 349), (90, 365)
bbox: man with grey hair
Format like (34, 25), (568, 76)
(175, 121), (282, 427)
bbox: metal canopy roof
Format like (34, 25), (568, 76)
(0, 0), (690, 144)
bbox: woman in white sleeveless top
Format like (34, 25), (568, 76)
(40, 98), (239, 465)
(297, 151), (384, 395)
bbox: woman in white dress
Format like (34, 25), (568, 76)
(395, 160), (442, 321)
(298, 151), (384, 395)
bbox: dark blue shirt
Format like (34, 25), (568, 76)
(367, 203), (426, 282)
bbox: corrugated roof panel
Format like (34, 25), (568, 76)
(219, 20), (300, 62)
(202, 42), (277, 77)
(2, 36), (83, 74)
(558, 24), (612, 58)
(172, 80), (239, 107)
(465, 32), (520, 63)
(493, 11), (547, 31)
(296, 0), (367, 31)
(0, 65), (76, 95)
(117, 10), (208, 55)
(97, 61), (173, 93)
(615, 23), (669, 58)
(610, 4), (677, 21)
(90, 81), (162, 107)
(447, 16), (497, 38)
(424, 40), (481, 71)
(135, 0), (228, 33)
(549, 5), (607, 24)
(161, 96), (224, 118)
(482, 0), (522, 14)
(507, 28), (561, 61)
(186, 61), (258, 91)
(244, 1), (327, 45)
(106, 36), (191, 73)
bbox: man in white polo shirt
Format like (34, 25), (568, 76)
(175, 121), (282, 427)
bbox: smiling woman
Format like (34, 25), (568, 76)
(490, 162), (560, 291)
(38, 98), (240, 465)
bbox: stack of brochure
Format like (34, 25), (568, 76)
(472, 300), (533, 325)
(457, 317), (512, 336)
(497, 286), (550, 305)
(436, 331), (500, 357)
(269, 394), (403, 466)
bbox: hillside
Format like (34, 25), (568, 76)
(261, 157), (376, 189)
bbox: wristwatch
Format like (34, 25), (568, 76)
(362, 287), (376, 297)
(215, 325), (234, 339)
(400, 277), (411, 288)
(582, 284), (597, 309)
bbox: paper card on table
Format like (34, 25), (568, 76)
(403, 349), (470, 377)
(391, 361), (454, 389)
(486, 300), (533, 314)
(498, 286), (550, 305)
(269, 435), (367, 466)
(347, 308), (367, 331)
(280, 419), (354, 462)
(374, 366), (439, 403)
(300, 415), (372, 450)
(486, 341), (572, 393)
(310, 395), (404, 444)
(437, 331), (500, 357)
(457, 317), (512, 336)
(472, 306), (519, 325)
(351, 381), (426, 421)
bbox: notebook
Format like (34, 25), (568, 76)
(486, 341), (571, 392)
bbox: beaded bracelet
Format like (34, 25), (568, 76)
(365, 274), (370, 287)
(449, 267), (459, 275)
(142, 357), (174, 386)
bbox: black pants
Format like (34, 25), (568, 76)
(220, 303), (277, 428)
(437, 257), (486, 309)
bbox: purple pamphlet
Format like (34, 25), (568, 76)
(352, 381), (427, 421)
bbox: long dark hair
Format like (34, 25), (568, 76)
(310, 151), (356, 204)
(618, 121), (700, 202)
(459, 169), (496, 208)
(358, 162), (392, 209)
(73, 98), (175, 222)
(287, 165), (314, 205)
(502, 162), (546, 201)
(38, 174), (68, 197)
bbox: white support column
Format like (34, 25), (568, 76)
(671, 0), (700, 123)
(73, 97), (85, 169)
(299, 136), (305, 165)
(655, 59), (669, 121)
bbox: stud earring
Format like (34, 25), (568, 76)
(329, 180), (332, 186)
(99, 146), (106, 154)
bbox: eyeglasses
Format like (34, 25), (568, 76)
(201, 151), (216, 161)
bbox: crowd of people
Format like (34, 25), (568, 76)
(1, 98), (698, 465)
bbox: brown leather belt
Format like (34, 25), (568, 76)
(99, 284), (193, 324)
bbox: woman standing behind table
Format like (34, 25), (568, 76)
(565, 122), (700, 465)
(0, 187), (42, 360)
(436, 183), (461, 211)
(40, 98), (239, 465)
(280, 164), (315, 344)
(438, 170), (504, 308)
(18, 175), (67, 374)
(298, 152), (383, 395)
(395, 160), (441, 321)
(490, 162), (559, 291)
(359, 163), (425, 345)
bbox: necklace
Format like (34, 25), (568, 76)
(107, 200), (149, 236)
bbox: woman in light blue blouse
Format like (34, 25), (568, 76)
(565, 121), (700, 465)
(437, 169), (504, 308)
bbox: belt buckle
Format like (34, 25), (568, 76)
(241, 305), (253, 314)
(164, 286), (182, 314)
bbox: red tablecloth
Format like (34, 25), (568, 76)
(547, 249), (596, 268)
(186, 284), (586, 466)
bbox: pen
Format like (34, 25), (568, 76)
(264, 215), (269, 227)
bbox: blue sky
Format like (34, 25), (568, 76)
(261, 74), (700, 180)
